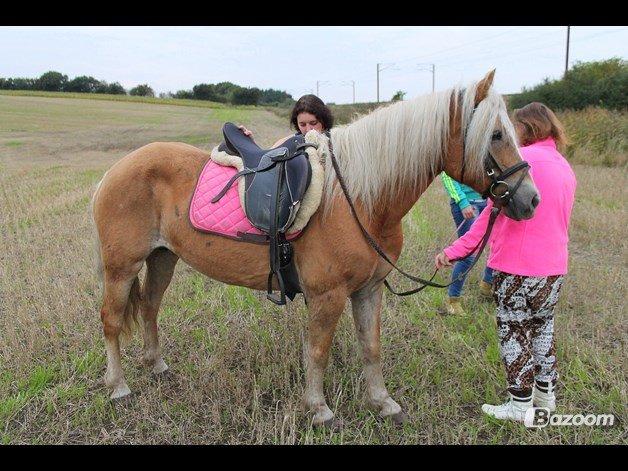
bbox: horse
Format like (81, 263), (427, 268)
(91, 70), (539, 427)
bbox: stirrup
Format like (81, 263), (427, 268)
(267, 271), (287, 305)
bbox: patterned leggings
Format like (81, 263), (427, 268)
(492, 271), (564, 396)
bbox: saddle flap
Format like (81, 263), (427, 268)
(244, 151), (311, 233)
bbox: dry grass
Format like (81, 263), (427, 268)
(0, 95), (625, 444)
(558, 107), (628, 167)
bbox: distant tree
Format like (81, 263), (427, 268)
(391, 90), (406, 101)
(231, 87), (262, 105)
(106, 82), (126, 95)
(65, 76), (102, 93)
(3, 77), (36, 90)
(94, 81), (110, 94)
(129, 84), (155, 97)
(213, 81), (239, 102)
(192, 83), (218, 101)
(36, 71), (68, 91)
(259, 88), (294, 106)
(173, 89), (194, 99)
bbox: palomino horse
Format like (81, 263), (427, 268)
(92, 70), (539, 426)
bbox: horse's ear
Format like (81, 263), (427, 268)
(474, 69), (496, 106)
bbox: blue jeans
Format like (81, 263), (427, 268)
(448, 199), (493, 298)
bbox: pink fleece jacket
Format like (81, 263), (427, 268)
(443, 138), (577, 277)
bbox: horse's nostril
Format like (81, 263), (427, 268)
(531, 194), (540, 208)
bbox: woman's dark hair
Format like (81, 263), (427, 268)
(290, 94), (334, 132)
(512, 102), (569, 151)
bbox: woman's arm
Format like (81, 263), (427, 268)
(441, 172), (469, 208)
(442, 198), (495, 261)
(441, 172), (477, 219)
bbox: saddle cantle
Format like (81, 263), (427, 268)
(210, 122), (320, 305)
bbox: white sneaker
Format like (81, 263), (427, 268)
(482, 393), (533, 422)
(533, 382), (556, 412)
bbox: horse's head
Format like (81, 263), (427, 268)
(445, 70), (539, 221)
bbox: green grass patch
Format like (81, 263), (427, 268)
(209, 108), (252, 124)
(0, 392), (29, 424)
(4, 140), (23, 147)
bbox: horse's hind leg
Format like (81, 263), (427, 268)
(101, 262), (144, 400)
(350, 282), (407, 423)
(141, 248), (179, 375)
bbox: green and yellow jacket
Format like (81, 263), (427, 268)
(440, 172), (483, 210)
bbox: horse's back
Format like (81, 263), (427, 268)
(101, 141), (208, 191)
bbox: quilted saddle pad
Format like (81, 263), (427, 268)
(188, 158), (301, 242)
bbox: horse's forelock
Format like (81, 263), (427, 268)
(462, 84), (517, 181)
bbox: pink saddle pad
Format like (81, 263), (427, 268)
(189, 158), (300, 242)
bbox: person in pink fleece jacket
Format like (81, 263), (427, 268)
(435, 102), (577, 422)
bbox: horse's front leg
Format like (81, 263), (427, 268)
(303, 287), (347, 427)
(351, 281), (407, 423)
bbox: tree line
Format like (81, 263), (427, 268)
(168, 82), (293, 106)
(0, 71), (295, 106)
(508, 58), (627, 111)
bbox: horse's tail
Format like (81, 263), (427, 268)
(91, 175), (105, 288)
(120, 277), (142, 343)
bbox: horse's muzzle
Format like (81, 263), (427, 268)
(503, 185), (540, 221)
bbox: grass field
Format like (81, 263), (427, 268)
(0, 94), (626, 444)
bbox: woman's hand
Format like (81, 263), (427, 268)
(462, 206), (476, 220)
(237, 125), (253, 137)
(435, 251), (452, 270)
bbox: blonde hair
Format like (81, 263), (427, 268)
(512, 102), (569, 151)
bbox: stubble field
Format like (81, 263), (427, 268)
(0, 93), (625, 444)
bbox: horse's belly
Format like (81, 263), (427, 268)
(166, 224), (273, 291)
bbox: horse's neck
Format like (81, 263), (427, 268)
(368, 178), (436, 239)
(332, 98), (449, 235)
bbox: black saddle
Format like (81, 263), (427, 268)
(213, 122), (317, 305)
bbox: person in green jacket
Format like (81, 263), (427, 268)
(440, 172), (493, 315)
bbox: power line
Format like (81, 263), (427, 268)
(416, 63), (435, 92)
(303, 27), (628, 103)
(338, 27), (563, 88)
(341, 80), (355, 103)
(388, 27), (525, 67)
(333, 27), (532, 86)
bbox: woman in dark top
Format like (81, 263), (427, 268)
(238, 94), (334, 147)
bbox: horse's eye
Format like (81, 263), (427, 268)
(492, 130), (502, 141)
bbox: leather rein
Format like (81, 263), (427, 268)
(327, 109), (530, 296)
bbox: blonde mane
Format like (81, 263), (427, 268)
(322, 79), (517, 216)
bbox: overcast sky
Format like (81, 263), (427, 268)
(1, 26), (626, 104)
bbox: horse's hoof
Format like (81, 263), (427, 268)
(111, 392), (134, 406)
(317, 417), (344, 431)
(389, 410), (410, 426)
(152, 368), (174, 381)
(150, 358), (169, 375)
